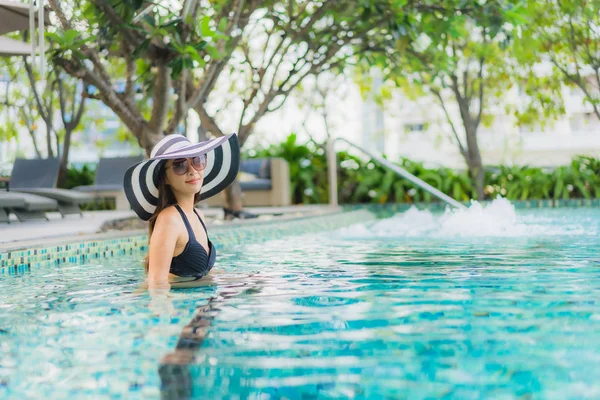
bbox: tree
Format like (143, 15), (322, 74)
(47, 0), (283, 153)
(523, 0), (600, 121)
(48, 1), (508, 206)
(0, 56), (87, 186)
(295, 73), (348, 143)
(45, 0), (399, 207)
(376, 1), (534, 199)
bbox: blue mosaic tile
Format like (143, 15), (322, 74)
(0, 210), (374, 271)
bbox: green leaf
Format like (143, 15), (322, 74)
(205, 45), (221, 59)
(200, 16), (213, 38)
(218, 17), (228, 33)
(133, 39), (150, 58)
(62, 29), (79, 45)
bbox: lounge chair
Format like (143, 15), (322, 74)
(8, 158), (92, 217)
(202, 157), (291, 207)
(0, 190), (58, 223)
(72, 156), (144, 210)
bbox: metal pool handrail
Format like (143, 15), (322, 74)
(326, 136), (467, 210)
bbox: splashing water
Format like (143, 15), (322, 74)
(338, 197), (596, 238)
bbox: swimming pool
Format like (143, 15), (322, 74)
(2, 200), (600, 399)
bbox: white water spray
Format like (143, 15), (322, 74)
(337, 197), (595, 238)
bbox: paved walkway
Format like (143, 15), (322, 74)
(0, 204), (336, 246)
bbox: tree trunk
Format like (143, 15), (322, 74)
(464, 123), (485, 200)
(195, 123), (242, 212)
(57, 128), (73, 188)
(197, 124), (208, 142)
(466, 157), (485, 201)
(20, 110), (42, 158)
(224, 180), (243, 212)
(142, 129), (166, 156)
(46, 126), (54, 158)
(29, 132), (42, 158)
(223, 127), (255, 212)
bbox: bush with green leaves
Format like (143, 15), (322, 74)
(63, 163), (114, 211)
(246, 134), (600, 205)
(63, 163), (95, 190)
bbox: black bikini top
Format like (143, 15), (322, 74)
(169, 204), (216, 278)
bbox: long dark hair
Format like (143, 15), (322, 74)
(144, 164), (201, 273)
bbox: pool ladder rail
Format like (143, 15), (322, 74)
(326, 136), (467, 210)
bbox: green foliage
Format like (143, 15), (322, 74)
(358, 0), (570, 199)
(63, 163), (115, 210)
(243, 133), (330, 204)
(64, 163), (95, 189)
(0, 121), (19, 142)
(248, 134), (600, 205)
(519, 0), (600, 118)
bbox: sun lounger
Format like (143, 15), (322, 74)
(0, 190), (58, 223)
(8, 158), (92, 217)
(73, 156), (144, 210)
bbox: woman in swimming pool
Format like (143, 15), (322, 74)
(123, 133), (240, 290)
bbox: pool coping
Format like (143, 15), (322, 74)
(0, 206), (343, 253)
(3, 198), (598, 272)
(0, 207), (378, 273)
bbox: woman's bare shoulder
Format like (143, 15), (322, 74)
(155, 206), (182, 227)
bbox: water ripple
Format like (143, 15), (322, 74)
(2, 207), (600, 398)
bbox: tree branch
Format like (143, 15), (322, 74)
(54, 57), (145, 140)
(184, 1), (260, 112)
(58, 78), (67, 127)
(23, 57), (49, 120)
(21, 110), (43, 158)
(124, 41), (135, 101)
(165, 70), (187, 134)
(72, 84), (88, 129)
(148, 61), (171, 134)
(475, 55), (485, 128)
(431, 87), (467, 157)
(47, 0), (71, 30)
(194, 104), (224, 137)
(92, 0), (144, 47)
(550, 56), (600, 120)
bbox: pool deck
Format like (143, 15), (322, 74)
(0, 204), (339, 252)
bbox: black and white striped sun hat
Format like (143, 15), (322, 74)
(123, 132), (240, 221)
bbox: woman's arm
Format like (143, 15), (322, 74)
(147, 211), (180, 288)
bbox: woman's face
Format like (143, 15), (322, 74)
(164, 156), (206, 196)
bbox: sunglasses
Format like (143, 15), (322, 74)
(166, 155), (207, 176)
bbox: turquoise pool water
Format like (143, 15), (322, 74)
(2, 202), (600, 399)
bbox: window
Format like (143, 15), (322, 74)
(404, 123), (428, 133)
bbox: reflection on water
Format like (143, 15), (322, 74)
(159, 281), (264, 400)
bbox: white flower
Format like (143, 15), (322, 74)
(368, 190), (377, 198)
(408, 188), (417, 196)
(304, 188), (313, 196)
